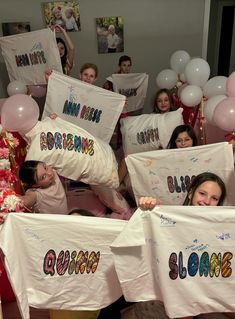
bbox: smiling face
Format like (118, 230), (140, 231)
(189, 181), (222, 206)
(53, 8), (62, 19)
(80, 67), (97, 84)
(156, 92), (171, 113)
(35, 163), (55, 188)
(175, 131), (193, 149)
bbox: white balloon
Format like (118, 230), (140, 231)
(177, 83), (188, 97)
(203, 76), (227, 98)
(185, 58), (210, 87)
(7, 80), (27, 96)
(179, 73), (187, 82)
(180, 85), (203, 107)
(156, 69), (178, 89)
(170, 50), (191, 74)
(204, 94), (227, 125)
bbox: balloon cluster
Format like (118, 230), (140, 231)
(209, 72), (235, 132)
(156, 50), (235, 134)
(156, 50), (211, 107)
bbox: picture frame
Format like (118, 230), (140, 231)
(96, 16), (124, 54)
(42, 1), (81, 32)
(2, 22), (30, 36)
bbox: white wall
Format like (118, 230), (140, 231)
(0, 0), (206, 112)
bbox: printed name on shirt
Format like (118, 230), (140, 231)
(43, 249), (100, 276)
(40, 131), (94, 156)
(15, 51), (46, 67)
(168, 251), (233, 280)
(137, 128), (160, 145)
(167, 175), (195, 193)
(63, 100), (102, 123)
(119, 88), (137, 97)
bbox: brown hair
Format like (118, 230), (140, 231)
(183, 172), (226, 206)
(153, 88), (175, 113)
(80, 63), (98, 78)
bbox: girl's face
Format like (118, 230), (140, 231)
(156, 92), (171, 113)
(57, 42), (65, 58)
(119, 61), (131, 74)
(54, 9), (62, 19)
(80, 68), (97, 84)
(175, 131), (193, 148)
(189, 181), (222, 206)
(35, 163), (55, 188)
(65, 10), (72, 18)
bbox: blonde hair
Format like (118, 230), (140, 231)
(65, 7), (74, 14)
(108, 24), (115, 31)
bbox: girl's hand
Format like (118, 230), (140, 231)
(228, 139), (235, 150)
(45, 68), (53, 83)
(49, 113), (58, 120)
(54, 24), (65, 33)
(138, 196), (163, 210)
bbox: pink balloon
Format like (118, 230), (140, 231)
(1, 94), (39, 133)
(213, 97), (235, 132)
(226, 71), (235, 97)
(27, 85), (47, 98)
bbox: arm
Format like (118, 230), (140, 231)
(19, 191), (37, 210)
(55, 25), (75, 69)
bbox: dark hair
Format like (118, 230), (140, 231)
(167, 124), (198, 149)
(183, 172), (226, 206)
(80, 63), (98, 78)
(68, 209), (94, 217)
(153, 88), (174, 113)
(19, 160), (42, 190)
(56, 37), (67, 72)
(118, 55), (132, 66)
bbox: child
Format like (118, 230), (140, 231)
(64, 7), (79, 31)
(139, 172), (226, 209)
(54, 24), (75, 75)
(167, 124), (198, 149)
(79, 63), (98, 84)
(103, 55), (132, 91)
(50, 6), (66, 29)
(18, 160), (68, 214)
(153, 88), (175, 114)
(138, 172), (227, 319)
(107, 25), (120, 53)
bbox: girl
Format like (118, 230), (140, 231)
(79, 63), (98, 84)
(55, 24), (75, 75)
(139, 172), (227, 319)
(103, 55), (132, 91)
(153, 88), (175, 114)
(18, 160), (68, 214)
(139, 172), (226, 210)
(167, 124), (198, 149)
(118, 125), (197, 190)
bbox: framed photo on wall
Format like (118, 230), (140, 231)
(2, 22), (30, 36)
(42, 1), (81, 32)
(96, 16), (124, 54)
